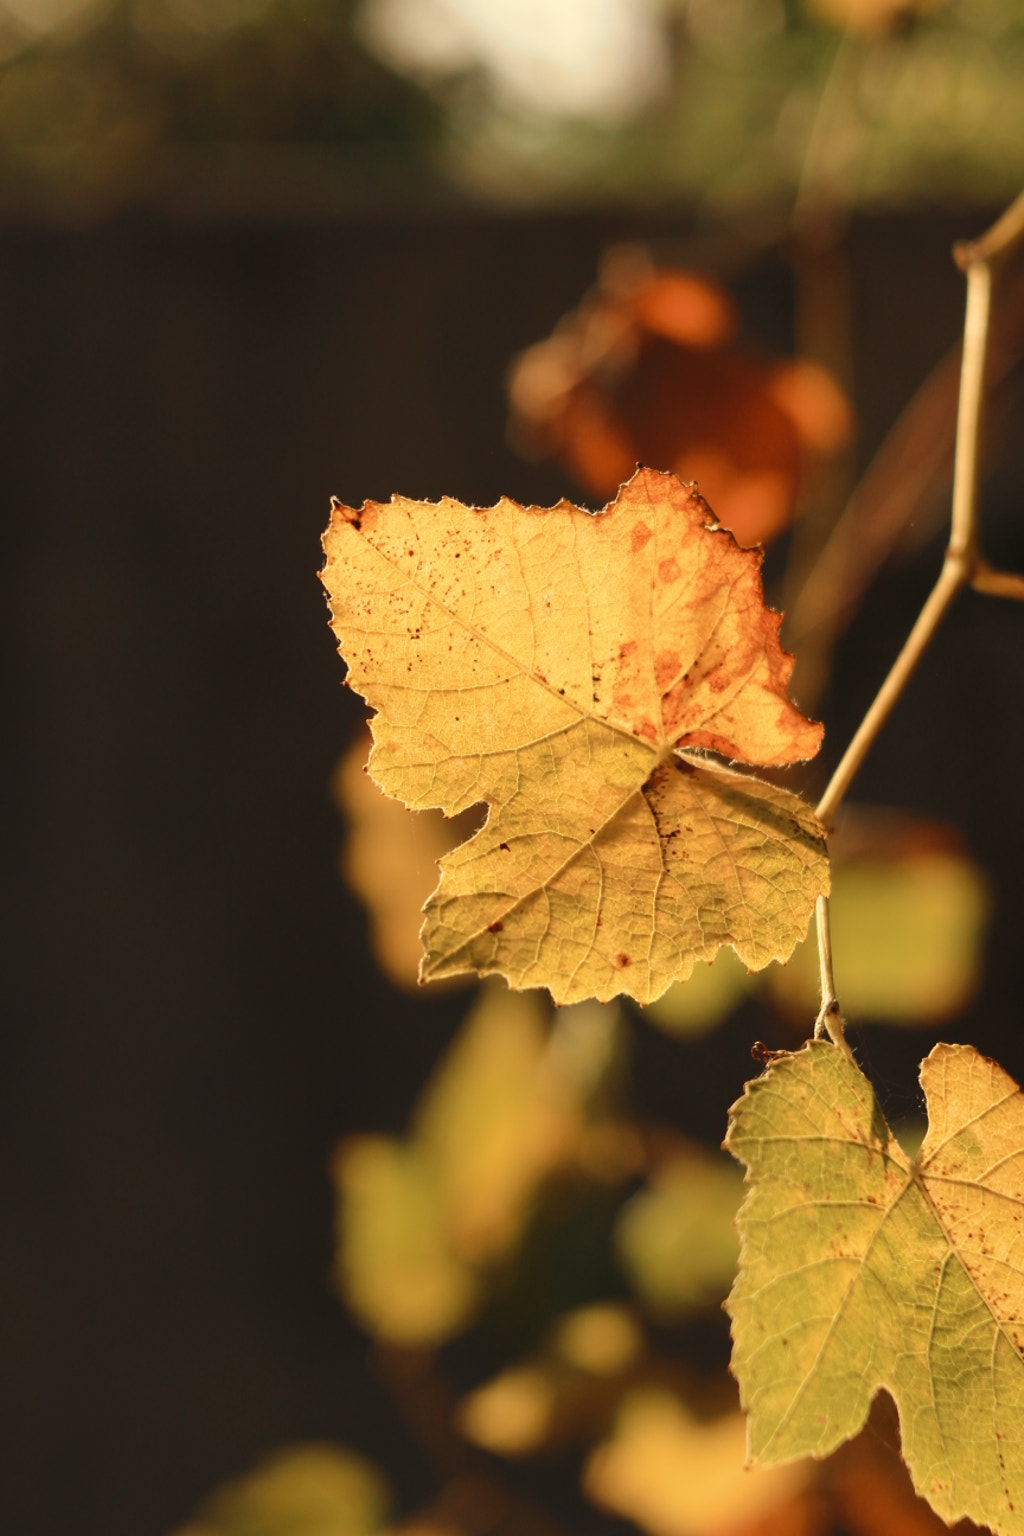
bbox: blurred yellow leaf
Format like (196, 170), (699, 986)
(457, 1302), (643, 1457)
(332, 732), (470, 991)
(172, 1445), (390, 1536)
(643, 948), (754, 1037)
(553, 1302), (642, 1376)
(321, 468), (828, 1007)
(333, 1136), (481, 1345)
(616, 1148), (743, 1318)
(333, 986), (615, 1344)
(457, 1365), (558, 1457)
(767, 844), (989, 1024)
(805, 0), (944, 35)
(414, 986), (582, 1262)
(584, 1390), (814, 1536)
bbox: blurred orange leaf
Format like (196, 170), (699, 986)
(508, 253), (852, 548)
(321, 467), (829, 1007)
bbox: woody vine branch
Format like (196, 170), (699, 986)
(810, 188), (1024, 1048)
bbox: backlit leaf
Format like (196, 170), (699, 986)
(321, 467), (828, 1006)
(726, 1041), (1024, 1535)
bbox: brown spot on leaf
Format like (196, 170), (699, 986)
(488, 921), (504, 933)
(658, 556), (681, 584)
(631, 521), (653, 553)
(615, 953), (631, 968)
(655, 649), (681, 692)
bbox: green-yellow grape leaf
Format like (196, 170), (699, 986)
(321, 467), (828, 1006)
(725, 1039), (1024, 1535)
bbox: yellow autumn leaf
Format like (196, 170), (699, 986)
(321, 468), (828, 1006)
(726, 1040), (1024, 1535)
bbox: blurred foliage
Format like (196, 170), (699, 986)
(2, 0), (1024, 217)
(767, 826), (990, 1023)
(0, 0), (440, 215)
(332, 742), (471, 994)
(584, 1391), (816, 1536)
(507, 249), (853, 548)
(615, 1149), (742, 1318)
(172, 1444), (391, 1536)
(332, 984), (632, 1344)
(356, 0), (1024, 214)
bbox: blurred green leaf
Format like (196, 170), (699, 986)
(333, 986), (622, 1345)
(615, 1148), (742, 1318)
(767, 849), (990, 1024)
(334, 1135), (482, 1345)
(642, 948), (753, 1038)
(173, 1445), (390, 1536)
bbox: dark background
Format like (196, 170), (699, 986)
(4, 203), (1024, 1536)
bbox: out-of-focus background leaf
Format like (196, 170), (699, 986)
(172, 1445), (391, 1536)
(584, 1392), (816, 1536)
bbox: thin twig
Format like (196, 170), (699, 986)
(948, 263), (991, 558)
(809, 192), (1024, 1044)
(814, 559), (966, 829)
(954, 188), (1024, 271)
(813, 894), (852, 1057)
(972, 561), (1024, 601)
(814, 243), (996, 830)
